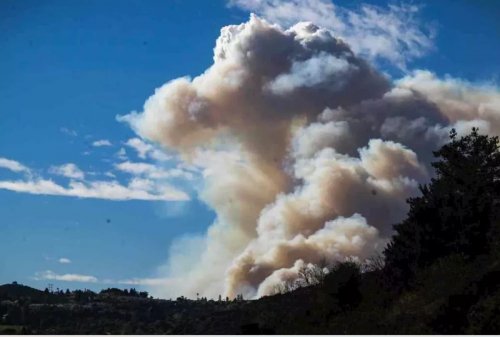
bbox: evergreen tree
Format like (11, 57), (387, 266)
(385, 128), (500, 284)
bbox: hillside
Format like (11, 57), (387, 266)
(0, 283), (44, 302)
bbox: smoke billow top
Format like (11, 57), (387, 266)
(120, 15), (500, 299)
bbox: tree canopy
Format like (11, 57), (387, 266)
(384, 128), (500, 284)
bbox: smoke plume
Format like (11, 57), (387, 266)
(120, 15), (500, 299)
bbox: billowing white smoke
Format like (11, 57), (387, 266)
(120, 15), (500, 299)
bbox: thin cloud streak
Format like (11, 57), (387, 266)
(92, 139), (112, 147)
(35, 270), (98, 283)
(34, 270), (173, 287)
(0, 178), (189, 201)
(115, 161), (194, 180)
(0, 158), (190, 201)
(0, 157), (30, 173)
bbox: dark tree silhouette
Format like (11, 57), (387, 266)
(385, 128), (500, 285)
(324, 261), (362, 310)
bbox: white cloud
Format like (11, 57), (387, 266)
(0, 157), (30, 173)
(128, 177), (155, 191)
(126, 138), (151, 159)
(0, 178), (189, 201)
(229, 0), (434, 69)
(0, 158), (190, 201)
(34, 270), (173, 288)
(115, 161), (194, 180)
(0, 157), (189, 201)
(150, 149), (171, 161)
(49, 163), (85, 180)
(116, 147), (128, 160)
(115, 161), (154, 175)
(92, 139), (112, 147)
(125, 138), (171, 161)
(58, 258), (72, 264)
(35, 270), (98, 283)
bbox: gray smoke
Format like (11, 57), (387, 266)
(120, 15), (500, 299)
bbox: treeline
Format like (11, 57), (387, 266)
(41, 287), (149, 299)
(99, 288), (149, 299)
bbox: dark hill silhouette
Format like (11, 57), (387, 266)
(0, 282), (62, 304)
(0, 282), (42, 299)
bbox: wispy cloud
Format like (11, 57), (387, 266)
(115, 161), (194, 180)
(0, 178), (189, 201)
(229, 0), (434, 69)
(0, 158), (190, 201)
(60, 127), (78, 137)
(35, 270), (98, 283)
(34, 270), (171, 287)
(0, 157), (30, 173)
(125, 138), (151, 159)
(125, 138), (170, 161)
(116, 147), (128, 160)
(49, 163), (85, 180)
(92, 139), (112, 147)
(58, 258), (72, 264)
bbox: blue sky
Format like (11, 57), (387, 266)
(0, 0), (499, 293)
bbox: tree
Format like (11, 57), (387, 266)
(323, 261), (362, 310)
(296, 262), (329, 287)
(384, 128), (500, 285)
